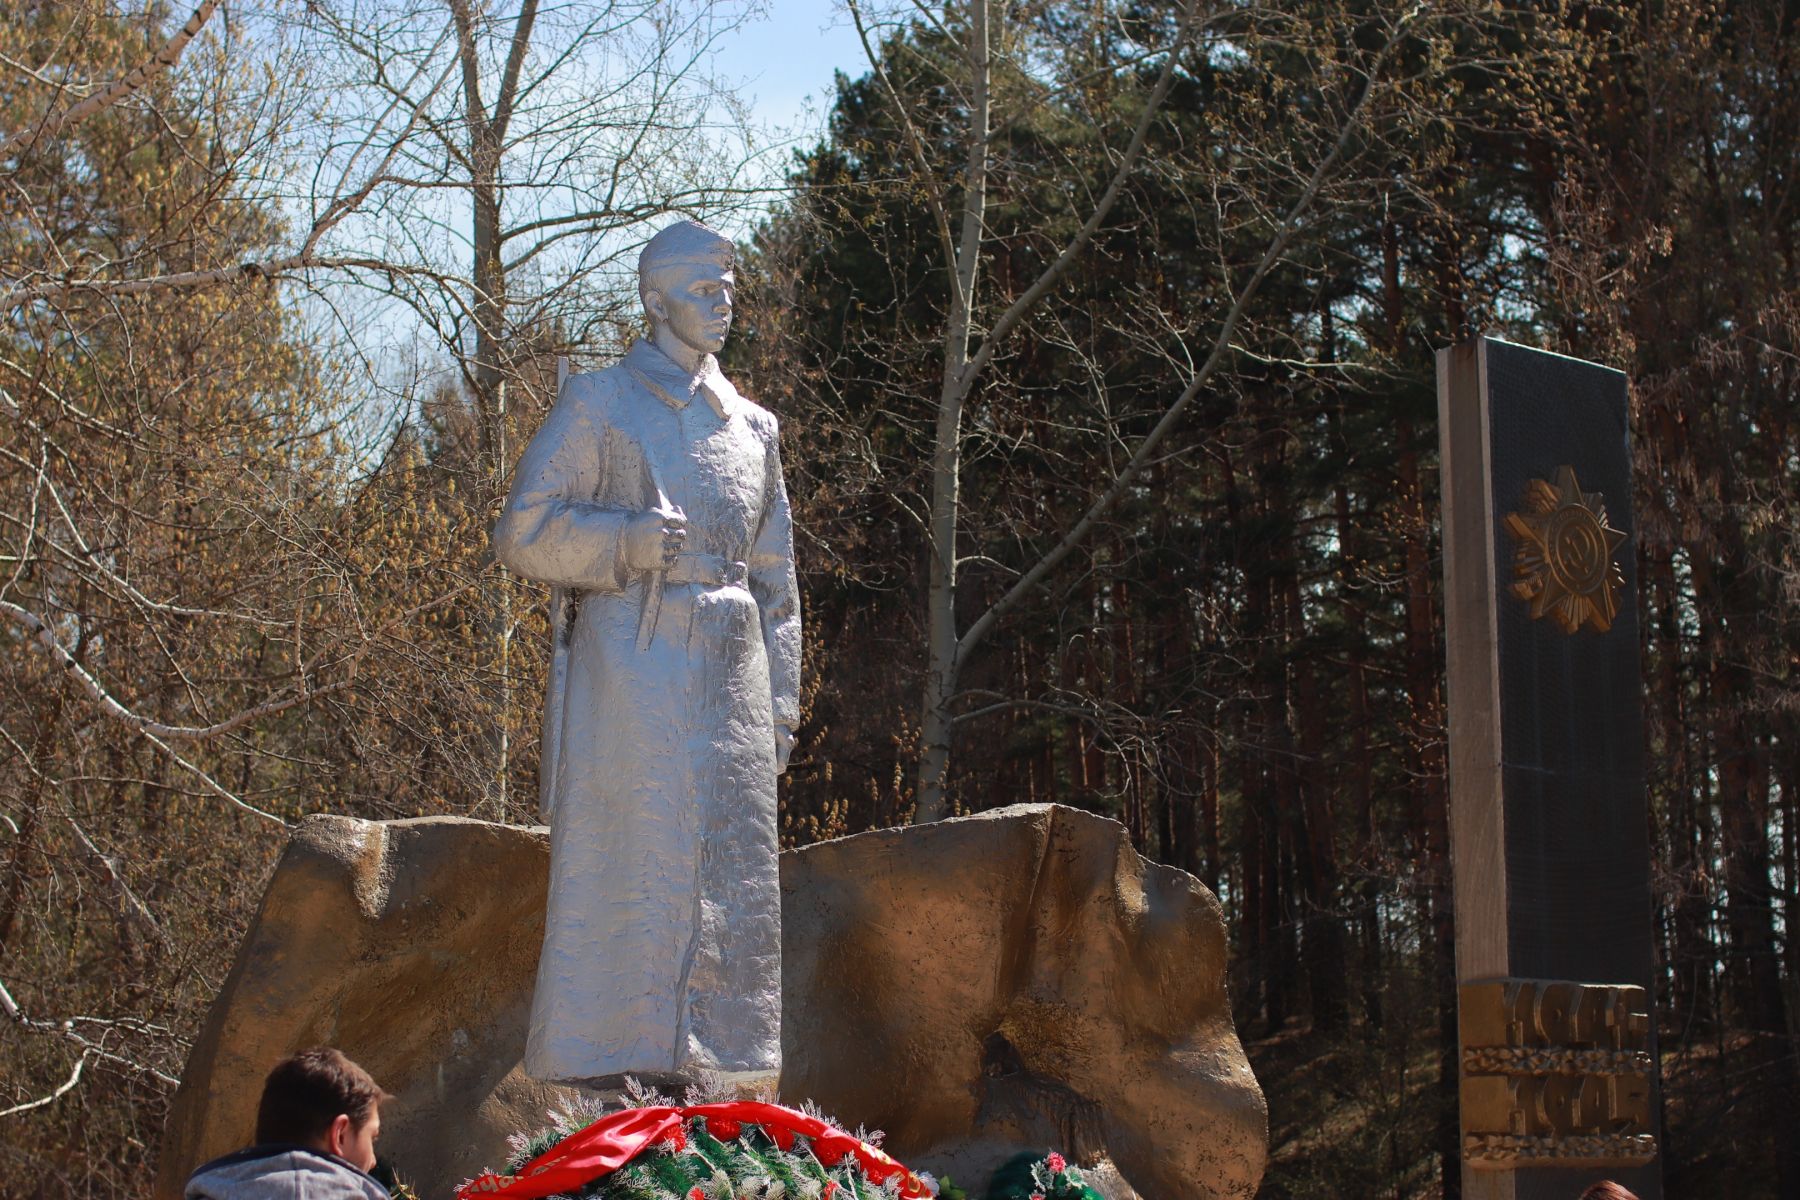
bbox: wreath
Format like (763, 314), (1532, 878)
(981, 1151), (1104, 1200)
(456, 1096), (935, 1200)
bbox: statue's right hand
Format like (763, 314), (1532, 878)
(623, 506), (687, 572)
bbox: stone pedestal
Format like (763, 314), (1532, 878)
(156, 804), (1266, 1200)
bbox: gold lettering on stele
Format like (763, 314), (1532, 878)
(1460, 979), (1657, 1169)
(1503, 465), (1628, 634)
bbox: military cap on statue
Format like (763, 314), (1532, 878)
(639, 219), (735, 274)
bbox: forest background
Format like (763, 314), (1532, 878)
(2, 0), (1796, 1196)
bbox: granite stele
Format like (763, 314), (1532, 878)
(1437, 336), (1662, 1200)
(494, 220), (801, 1086)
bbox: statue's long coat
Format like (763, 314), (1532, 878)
(494, 339), (800, 1082)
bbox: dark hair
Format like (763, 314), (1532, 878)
(254, 1048), (387, 1146)
(1579, 1184), (1640, 1200)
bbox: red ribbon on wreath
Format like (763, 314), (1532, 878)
(456, 1100), (931, 1200)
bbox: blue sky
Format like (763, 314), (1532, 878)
(718, 2), (870, 140)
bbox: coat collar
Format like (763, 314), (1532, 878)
(623, 339), (738, 419)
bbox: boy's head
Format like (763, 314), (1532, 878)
(254, 1047), (388, 1172)
(1579, 1184), (1641, 1200)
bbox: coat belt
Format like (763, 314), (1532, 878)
(663, 553), (749, 588)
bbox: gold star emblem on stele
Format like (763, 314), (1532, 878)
(1503, 465), (1628, 634)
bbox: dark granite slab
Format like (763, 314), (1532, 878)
(1483, 339), (1652, 987)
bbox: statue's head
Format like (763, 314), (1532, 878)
(638, 220), (736, 358)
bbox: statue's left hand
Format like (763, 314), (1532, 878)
(774, 724), (795, 775)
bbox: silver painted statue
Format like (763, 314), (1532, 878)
(494, 220), (800, 1085)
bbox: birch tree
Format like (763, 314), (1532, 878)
(290, 0), (766, 475)
(826, 0), (1407, 821)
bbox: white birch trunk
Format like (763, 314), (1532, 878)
(915, 0), (990, 824)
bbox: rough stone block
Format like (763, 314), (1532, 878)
(155, 804), (1265, 1200)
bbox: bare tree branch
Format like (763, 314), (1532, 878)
(955, 10), (1421, 673)
(1, 975), (180, 1087)
(845, 0), (958, 273)
(0, 253), (467, 312)
(65, 816), (167, 948)
(960, 4), (1200, 386)
(0, 1053), (85, 1119)
(0, 0), (223, 161)
(2, 597), (349, 743)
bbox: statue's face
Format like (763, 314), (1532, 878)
(648, 264), (735, 356)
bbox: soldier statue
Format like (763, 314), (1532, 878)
(494, 219), (799, 1085)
